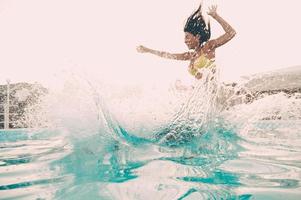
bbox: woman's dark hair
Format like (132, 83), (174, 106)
(184, 4), (211, 45)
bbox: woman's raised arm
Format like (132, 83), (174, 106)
(207, 6), (236, 49)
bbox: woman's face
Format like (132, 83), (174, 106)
(185, 32), (200, 49)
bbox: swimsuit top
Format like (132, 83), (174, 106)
(189, 54), (215, 77)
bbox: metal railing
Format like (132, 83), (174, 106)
(0, 80), (19, 129)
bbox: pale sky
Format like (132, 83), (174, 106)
(0, 0), (301, 86)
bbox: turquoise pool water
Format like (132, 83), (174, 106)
(1, 75), (301, 199)
(1, 119), (301, 199)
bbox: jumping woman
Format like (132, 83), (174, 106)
(137, 4), (236, 80)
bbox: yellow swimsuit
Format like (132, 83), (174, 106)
(189, 54), (215, 77)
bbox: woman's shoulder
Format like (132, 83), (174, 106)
(203, 40), (217, 50)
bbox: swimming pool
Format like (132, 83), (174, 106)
(1, 79), (301, 199)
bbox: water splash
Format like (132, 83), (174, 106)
(2, 67), (301, 199)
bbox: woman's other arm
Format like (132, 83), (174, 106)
(137, 45), (193, 61)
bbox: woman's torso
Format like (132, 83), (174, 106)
(188, 45), (216, 79)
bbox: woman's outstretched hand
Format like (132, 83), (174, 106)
(136, 45), (149, 53)
(207, 5), (218, 17)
